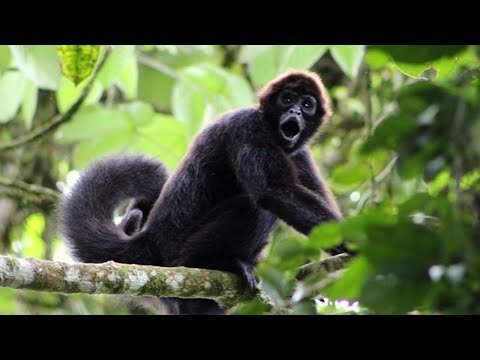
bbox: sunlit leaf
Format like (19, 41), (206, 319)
(460, 170), (480, 190)
(238, 45), (273, 63)
(329, 45), (366, 78)
(248, 45), (328, 87)
(56, 105), (132, 143)
(133, 114), (188, 170)
(172, 79), (207, 140)
(56, 77), (104, 113)
(427, 168), (452, 196)
(323, 256), (373, 300)
(138, 64), (175, 109)
(57, 45), (101, 85)
(9, 45), (62, 90)
(20, 213), (46, 259)
(116, 55), (138, 99)
(72, 132), (134, 168)
(97, 45), (135, 87)
(309, 222), (343, 249)
(0, 70), (26, 123)
(371, 45), (475, 81)
(0, 45), (11, 74)
(21, 78), (38, 130)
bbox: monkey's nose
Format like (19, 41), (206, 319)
(289, 108), (301, 116)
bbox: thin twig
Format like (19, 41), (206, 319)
(0, 176), (59, 203)
(137, 53), (179, 79)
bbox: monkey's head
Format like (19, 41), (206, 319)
(258, 70), (332, 152)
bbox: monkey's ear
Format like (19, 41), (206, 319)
(257, 70), (332, 121)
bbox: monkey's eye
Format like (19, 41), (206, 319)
(302, 100), (313, 109)
(282, 95), (293, 104)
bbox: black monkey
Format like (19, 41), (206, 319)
(60, 70), (347, 315)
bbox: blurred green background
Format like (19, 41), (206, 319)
(0, 45), (479, 314)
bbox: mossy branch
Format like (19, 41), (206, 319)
(0, 254), (254, 309)
(0, 253), (352, 310)
(0, 46), (111, 153)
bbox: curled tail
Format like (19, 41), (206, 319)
(59, 153), (169, 265)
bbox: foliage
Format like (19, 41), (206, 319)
(0, 44), (479, 315)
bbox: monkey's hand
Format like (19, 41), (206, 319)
(235, 259), (258, 293)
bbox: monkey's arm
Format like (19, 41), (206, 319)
(291, 147), (354, 255)
(290, 146), (343, 219)
(233, 142), (341, 235)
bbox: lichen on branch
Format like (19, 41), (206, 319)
(0, 255), (254, 309)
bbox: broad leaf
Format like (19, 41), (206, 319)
(9, 45), (62, 90)
(329, 45), (366, 78)
(57, 45), (101, 85)
(0, 70), (26, 123)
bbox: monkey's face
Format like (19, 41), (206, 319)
(274, 87), (322, 151)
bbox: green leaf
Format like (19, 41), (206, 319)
(73, 132), (133, 168)
(9, 45), (62, 90)
(460, 170), (480, 190)
(278, 45), (329, 72)
(365, 48), (391, 69)
(21, 78), (38, 130)
(323, 256), (373, 300)
(233, 298), (270, 315)
(248, 45), (328, 87)
(138, 64), (175, 109)
(371, 45), (476, 81)
(371, 45), (467, 64)
(329, 45), (366, 78)
(173, 63), (255, 139)
(331, 161), (370, 191)
(427, 168), (452, 196)
(0, 288), (16, 314)
(117, 101), (155, 127)
(56, 105), (132, 143)
(56, 77), (104, 113)
(238, 45), (273, 63)
(0, 45), (11, 74)
(133, 114), (188, 170)
(172, 79), (207, 140)
(360, 261), (433, 314)
(257, 265), (293, 305)
(189, 63), (254, 109)
(20, 213), (46, 259)
(116, 55), (138, 99)
(97, 45), (135, 87)
(57, 45), (101, 85)
(309, 222), (343, 249)
(361, 114), (417, 153)
(0, 70), (26, 123)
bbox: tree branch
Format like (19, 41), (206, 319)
(296, 253), (353, 280)
(0, 47), (111, 153)
(0, 176), (60, 203)
(0, 254), (254, 309)
(0, 253), (353, 310)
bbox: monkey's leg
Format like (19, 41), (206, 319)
(171, 196), (276, 315)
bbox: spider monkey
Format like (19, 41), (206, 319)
(60, 70), (349, 315)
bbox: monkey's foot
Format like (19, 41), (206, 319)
(235, 260), (257, 293)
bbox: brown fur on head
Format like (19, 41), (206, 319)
(257, 70), (332, 122)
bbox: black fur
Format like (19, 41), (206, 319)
(60, 70), (346, 315)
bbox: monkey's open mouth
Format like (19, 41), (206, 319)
(280, 119), (301, 140)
